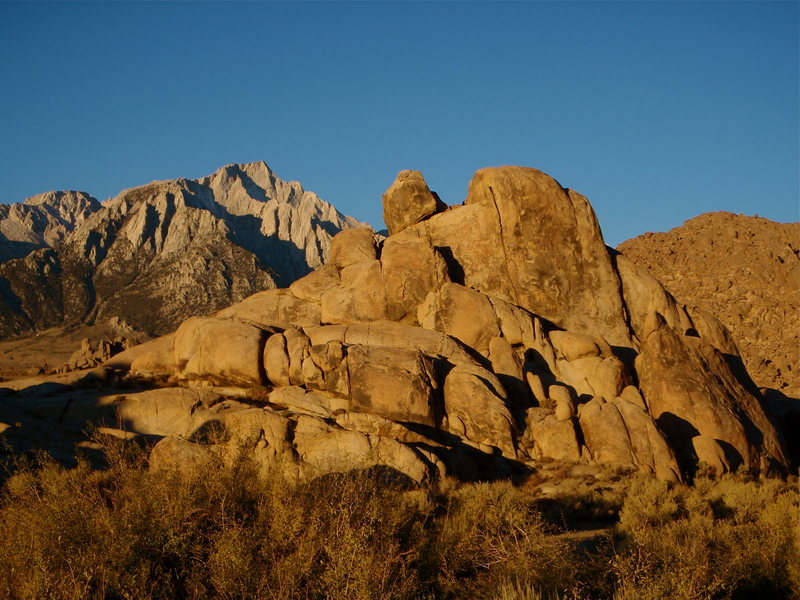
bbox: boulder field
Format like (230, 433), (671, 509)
(4, 166), (791, 484)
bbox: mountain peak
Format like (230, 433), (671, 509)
(0, 191), (101, 261)
(211, 161), (276, 185)
(23, 190), (99, 210)
(0, 161), (366, 337)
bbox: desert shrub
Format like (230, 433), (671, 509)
(0, 440), (273, 600)
(207, 467), (428, 600)
(0, 443), (434, 600)
(612, 474), (800, 600)
(534, 485), (625, 528)
(489, 578), (563, 600)
(427, 480), (575, 598)
(0, 438), (796, 600)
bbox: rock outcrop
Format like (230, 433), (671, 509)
(0, 191), (100, 262)
(382, 170), (447, 235)
(618, 212), (799, 397)
(60, 336), (137, 372)
(0, 162), (365, 337)
(0, 166), (790, 486)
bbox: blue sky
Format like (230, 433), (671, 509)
(0, 1), (797, 246)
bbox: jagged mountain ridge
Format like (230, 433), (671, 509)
(0, 191), (100, 262)
(0, 162), (365, 337)
(618, 212), (800, 398)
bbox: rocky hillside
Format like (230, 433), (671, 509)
(0, 162), (364, 337)
(0, 166), (789, 487)
(0, 191), (100, 262)
(618, 212), (800, 398)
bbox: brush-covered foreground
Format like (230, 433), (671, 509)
(0, 439), (797, 600)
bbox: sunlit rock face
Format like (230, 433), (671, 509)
(82, 165), (788, 484)
(0, 190), (101, 262)
(618, 211), (800, 398)
(0, 161), (366, 337)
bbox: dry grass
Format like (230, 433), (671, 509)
(0, 439), (796, 600)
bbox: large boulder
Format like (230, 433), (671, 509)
(615, 254), (695, 347)
(111, 388), (213, 436)
(524, 408), (581, 461)
(346, 345), (440, 427)
(292, 415), (433, 483)
(328, 228), (378, 269)
(304, 321), (481, 367)
(107, 334), (177, 377)
(409, 167), (632, 347)
(288, 263), (340, 304)
(382, 170), (447, 236)
(173, 316), (269, 385)
(636, 316), (787, 473)
(320, 259), (387, 324)
(216, 289), (320, 329)
(381, 232), (450, 323)
(578, 396), (681, 481)
(418, 283), (500, 355)
(442, 364), (516, 457)
(691, 435), (732, 475)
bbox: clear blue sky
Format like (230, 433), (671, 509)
(1, 1), (797, 246)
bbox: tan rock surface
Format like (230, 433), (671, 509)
(346, 345), (439, 427)
(305, 320), (479, 367)
(578, 397), (680, 481)
(462, 168), (632, 347)
(636, 317), (787, 472)
(691, 435), (732, 475)
(619, 212), (799, 396)
(2, 165), (793, 485)
(174, 317), (268, 385)
(216, 289), (320, 329)
(381, 232), (450, 322)
(418, 283), (500, 355)
(320, 259), (387, 324)
(107, 334), (174, 374)
(443, 364), (516, 457)
(382, 170), (446, 236)
(524, 408), (581, 461)
(328, 227), (378, 268)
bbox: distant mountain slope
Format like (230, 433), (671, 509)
(0, 162), (365, 337)
(0, 191), (100, 262)
(618, 212), (800, 397)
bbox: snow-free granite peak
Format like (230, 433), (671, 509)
(0, 162), (366, 337)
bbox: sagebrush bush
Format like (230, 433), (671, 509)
(613, 474), (800, 600)
(0, 438), (796, 600)
(428, 480), (574, 597)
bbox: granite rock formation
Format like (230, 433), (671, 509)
(618, 212), (799, 398)
(0, 166), (791, 486)
(0, 191), (100, 262)
(0, 162), (364, 337)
